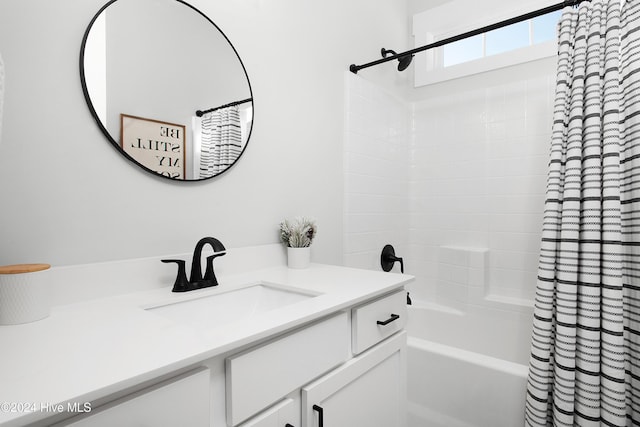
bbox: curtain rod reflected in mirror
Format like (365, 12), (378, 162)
(80, 0), (254, 181)
(196, 98), (252, 117)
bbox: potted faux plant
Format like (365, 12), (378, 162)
(279, 217), (317, 269)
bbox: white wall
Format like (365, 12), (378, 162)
(0, 0), (409, 269)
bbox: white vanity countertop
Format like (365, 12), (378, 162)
(0, 258), (411, 426)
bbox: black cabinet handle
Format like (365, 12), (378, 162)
(377, 313), (400, 325)
(285, 424), (295, 427)
(313, 404), (324, 427)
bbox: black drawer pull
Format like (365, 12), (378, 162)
(313, 404), (324, 427)
(285, 424), (295, 427)
(377, 313), (400, 326)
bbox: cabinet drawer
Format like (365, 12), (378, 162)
(226, 312), (350, 426)
(352, 289), (406, 354)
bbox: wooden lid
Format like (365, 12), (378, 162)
(0, 264), (51, 274)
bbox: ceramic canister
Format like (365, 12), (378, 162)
(0, 264), (51, 325)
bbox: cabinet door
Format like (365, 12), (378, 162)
(238, 397), (299, 427)
(58, 367), (210, 427)
(301, 332), (406, 427)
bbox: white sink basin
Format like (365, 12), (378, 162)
(145, 283), (316, 328)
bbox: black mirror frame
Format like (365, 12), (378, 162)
(79, 0), (254, 182)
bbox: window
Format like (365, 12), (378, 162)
(442, 11), (561, 67)
(444, 35), (483, 67)
(413, 1), (563, 87)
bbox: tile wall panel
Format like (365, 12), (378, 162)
(344, 69), (555, 307)
(343, 73), (410, 271)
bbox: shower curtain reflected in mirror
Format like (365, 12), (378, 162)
(197, 105), (243, 178)
(525, 0), (639, 425)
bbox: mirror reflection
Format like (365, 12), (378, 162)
(81, 0), (253, 180)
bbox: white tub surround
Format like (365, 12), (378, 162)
(0, 244), (412, 427)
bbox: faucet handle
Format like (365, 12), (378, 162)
(203, 253), (225, 287)
(161, 259), (193, 292)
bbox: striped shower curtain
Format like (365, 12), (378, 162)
(525, 0), (640, 425)
(199, 105), (243, 177)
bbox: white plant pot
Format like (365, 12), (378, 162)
(287, 247), (311, 269)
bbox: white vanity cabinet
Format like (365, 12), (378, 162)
(43, 290), (406, 427)
(228, 289), (407, 427)
(0, 258), (413, 427)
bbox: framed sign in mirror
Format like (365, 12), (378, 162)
(80, 0), (254, 181)
(121, 114), (186, 179)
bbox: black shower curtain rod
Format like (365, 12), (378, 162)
(349, 0), (590, 74)
(196, 98), (253, 117)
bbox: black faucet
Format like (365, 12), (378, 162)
(162, 237), (226, 292)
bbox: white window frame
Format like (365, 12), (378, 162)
(413, 0), (560, 87)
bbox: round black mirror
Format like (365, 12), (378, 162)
(80, 0), (253, 181)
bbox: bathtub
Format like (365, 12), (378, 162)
(406, 301), (532, 427)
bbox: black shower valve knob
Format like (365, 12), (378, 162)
(380, 244), (404, 274)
